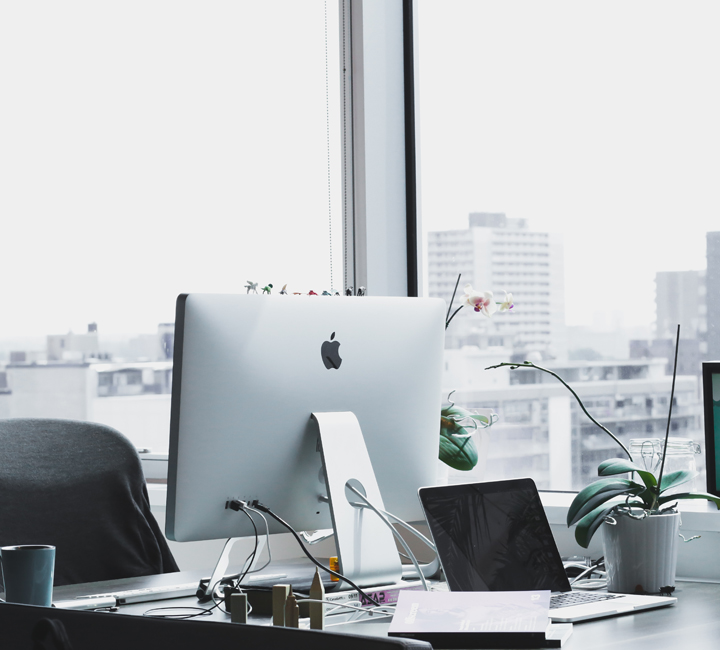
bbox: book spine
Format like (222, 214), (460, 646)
(324, 583), (424, 609)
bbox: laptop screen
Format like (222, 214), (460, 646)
(419, 479), (571, 593)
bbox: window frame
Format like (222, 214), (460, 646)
(342, 0), (420, 298)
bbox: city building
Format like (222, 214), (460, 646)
(47, 323), (103, 362)
(0, 361), (172, 453)
(655, 270), (706, 347)
(0, 324), (175, 452)
(707, 232), (720, 360)
(443, 356), (702, 491)
(428, 212), (566, 360)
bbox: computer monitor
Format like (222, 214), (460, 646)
(702, 361), (720, 498)
(166, 293), (445, 586)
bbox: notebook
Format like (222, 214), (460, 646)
(388, 589), (574, 648)
(418, 478), (677, 623)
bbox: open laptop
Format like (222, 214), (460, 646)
(418, 478), (677, 623)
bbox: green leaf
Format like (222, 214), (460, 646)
(657, 491), (720, 509)
(658, 470), (698, 494)
(573, 503), (627, 548)
(468, 414), (492, 427)
(567, 478), (646, 526)
(438, 429), (478, 471)
(598, 458), (657, 490)
(441, 403), (473, 419)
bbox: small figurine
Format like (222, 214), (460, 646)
(345, 287), (353, 296)
(279, 284), (288, 295)
(284, 592), (300, 628)
(322, 290), (332, 296)
(308, 290), (318, 296)
(245, 281), (258, 294)
(357, 286), (366, 296)
(308, 568), (325, 629)
(261, 283), (273, 294)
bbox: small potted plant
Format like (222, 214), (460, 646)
(488, 327), (720, 594)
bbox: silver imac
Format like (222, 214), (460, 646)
(166, 293), (445, 587)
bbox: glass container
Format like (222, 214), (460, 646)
(629, 437), (702, 495)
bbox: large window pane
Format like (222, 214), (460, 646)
(0, 1), (343, 450)
(419, 1), (718, 489)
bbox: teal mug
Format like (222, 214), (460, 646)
(0, 545), (55, 606)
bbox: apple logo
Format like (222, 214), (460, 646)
(321, 332), (342, 369)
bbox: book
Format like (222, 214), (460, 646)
(388, 590), (572, 649)
(324, 580), (424, 609)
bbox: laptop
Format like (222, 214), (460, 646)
(418, 478), (677, 623)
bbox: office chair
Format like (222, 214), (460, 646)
(0, 418), (179, 588)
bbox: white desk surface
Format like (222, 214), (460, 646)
(51, 566), (720, 650)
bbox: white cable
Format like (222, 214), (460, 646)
(381, 510), (439, 580)
(569, 562), (604, 585)
(297, 597), (395, 618)
(402, 556), (440, 581)
(244, 505), (273, 574)
(348, 493), (440, 580)
(572, 578), (608, 590)
(375, 508), (436, 551)
(346, 484), (429, 591)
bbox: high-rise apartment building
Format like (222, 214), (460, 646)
(428, 213), (566, 359)
(444, 356), (702, 491)
(655, 270), (706, 344)
(707, 232), (720, 360)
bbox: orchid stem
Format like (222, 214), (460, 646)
(445, 274), (462, 329)
(485, 361), (633, 461)
(651, 324), (680, 511)
(445, 305), (464, 330)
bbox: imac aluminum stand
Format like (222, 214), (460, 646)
(196, 535), (269, 602)
(313, 411), (403, 588)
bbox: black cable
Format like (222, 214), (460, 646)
(240, 500), (381, 607)
(143, 606), (215, 620)
(144, 510), (259, 619)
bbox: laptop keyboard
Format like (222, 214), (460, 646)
(551, 591), (623, 610)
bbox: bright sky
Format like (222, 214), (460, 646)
(0, 1), (342, 338)
(418, 0), (720, 329)
(2, 2), (718, 340)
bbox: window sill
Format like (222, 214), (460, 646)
(145, 469), (720, 583)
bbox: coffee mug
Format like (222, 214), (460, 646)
(0, 545), (55, 606)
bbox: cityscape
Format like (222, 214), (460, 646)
(1, 215), (717, 491)
(430, 214), (719, 490)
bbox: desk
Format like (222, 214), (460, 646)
(52, 571), (720, 649)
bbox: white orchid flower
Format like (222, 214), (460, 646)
(499, 291), (514, 312)
(461, 284), (497, 317)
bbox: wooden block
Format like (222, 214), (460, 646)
(230, 593), (248, 624)
(284, 593), (300, 628)
(272, 584), (291, 626)
(309, 568), (325, 630)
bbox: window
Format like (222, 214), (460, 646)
(418, 0), (718, 489)
(0, 1), (344, 450)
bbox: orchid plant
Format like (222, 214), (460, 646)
(486, 329), (720, 548)
(439, 274), (513, 471)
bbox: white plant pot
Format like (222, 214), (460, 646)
(602, 510), (680, 594)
